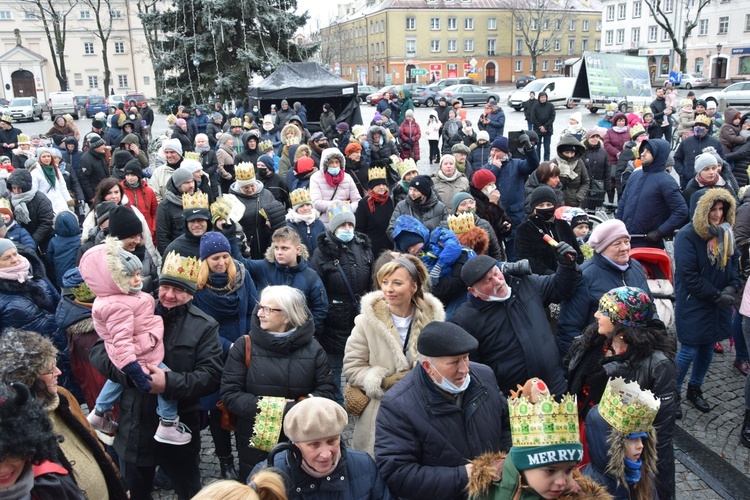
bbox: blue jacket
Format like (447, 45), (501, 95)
(194, 106), (209, 134)
(674, 134), (726, 189)
(486, 148), (539, 227)
(375, 363), (512, 500)
(46, 211), (82, 288)
(5, 220), (36, 250)
(486, 108), (506, 141)
(286, 218), (326, 254)
(616, 138), (688, 244)
(557, 252), (651, 357)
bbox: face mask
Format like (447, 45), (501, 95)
(483, 286), (512, 302)
(129, 114), (136, 120)
(429, 363), (471, 394)
(327, 167), (341, 176)
(252, 107), (258, 112)
(336, 229), (354, 242)
(536, 207), (555, 221)
(400, 180), (411, 191)
(693, 126), (708, 137)
(482, 185), (495, 197)
(129, 283), (143, 294)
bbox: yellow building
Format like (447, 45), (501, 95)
(319, 0), (602, 86)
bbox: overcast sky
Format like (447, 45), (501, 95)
(297, 0), (341, 32)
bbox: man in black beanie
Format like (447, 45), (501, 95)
(375, 320), (511, 499)
(387, 174), (449, 241)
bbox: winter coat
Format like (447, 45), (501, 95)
(120, 179), (158, 238)
(5, 220), (36, 250)
(257, 170), (289, 208)
(486, 147), (540, 227)
(355, 194), (395, 259)
(310, 231), (373, 355)
(522, 97), (537, 123)
(515, 215), (583, 275)
(345, 157), (369, 197)
(46, 211), (81, 288)
(367, 126), (398, 169)
(719, 107), (747, 154)
(220, 315), (335, 475)
(432, 170), (470, 212)
(231, 181), (286, 259)
(29, 163), (73, 214)
(441, 118), (463, 154)
(215, 144), (235, 192)
(674, 134), (726, 189)
(310, 149), (362, 227)
(206, 122), (222, 148)
(61, 141), (83, 175)
(470, 185), (512, 241)
(149, 163), (177, 203)
(530, 94), (555, 136)
(78, 148), (110, 202)
(728, 136), (750, 188)
(11, 147), (35, 171)
(285, 213), (327, 254)
(398, 119), (421, 160)
(10, 189), (55, 252)
(683, 176), (737, 215)
(194, 107), (209, 134)
(375, 363), (512, 500)
(0, 126), (20, 156)
(582, 138), (610, 203)
(78, 238), (164, 370)
(603, 114), (630, 164)
(451, 264), (577, 397)
(343, 290), (445, 456)
(674, 188), (741, 346)
(236, 133), (261, 166)
(616, 138), (688, 245)
(485, 107), (506, 141)
(155, 180), (187, 255)
(198, 148), (219, 193)
(170, 126), (193, 154)
(553, 135), (590, 207)
(387, 189), (449, 241)
(468, 143), (492, 179)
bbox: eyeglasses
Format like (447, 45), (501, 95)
(258, 305), (282, 315)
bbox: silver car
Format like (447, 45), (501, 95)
(434, 85), (500, 107)
(677, 73), (710, 89)
(701, 82), (750, 108)
(8, 97), (43, 122)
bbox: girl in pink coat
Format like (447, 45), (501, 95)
(78, 237), (191, 445)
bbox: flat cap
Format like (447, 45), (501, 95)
(418, 322), (478, 357)
(461, 254), (498, 287)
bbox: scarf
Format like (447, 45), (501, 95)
(299, 450), (341, 479)
(601, 253), (629, 271)
(557, 157), (579, 181)
(286, 207), (319, 226)
(368, 191), (390, 213)
(164, 187), (184, 207)
(197, 266), (252, 342)
(695, 174), (721, 188)
(455, 160), (466, 173)
(623, 457), (642, 485)
(0, 463), (34, 499)
(11, 189), (36, 224)
(324, 169), (345, 187)
(41, 164), (57, 187)
(0, 255), (32, 283)
(437, 169), (460, 182)
(195, 144), (210, 155)
(707, 221), (734, 269)
(613, 125), (628, 133)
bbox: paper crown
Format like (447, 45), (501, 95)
(509, 393), (580, 447)
(258, 139), (274, 152)
(397, 158), (418, 178)
(235, 162), (256, 181)
(290, 188), (311, 207)
(629, 123), (646, 139)
(230, 117), (242, 127)
(160, 251), (200, 284)
(250, 396), (285, 452)
(210, 197), (231, 223)
(182, 191), (209, 210)
(71, 282), (96, 302)
(183, 151), (200, 161)
(327, 200), (354, 222)
(448, 212), (476, 234)
(598, 378), (660, 434)
(680, 98), (693, 107)
(695, 114), (712, 127)
(368, 166), (387, 182)
(631, 105), (643, 115)
(642, 107), (654, 116)
(16, 134), (30, 144)
(0, 197), (11, 215)
(0, 115), (12, 123)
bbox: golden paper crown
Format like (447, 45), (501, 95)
(629, 123), (646, 139)
(0, 197), (11, 213)
(230, 117), (242, 127)
(368, 166), (387, 183)
(509, 393), (580, 447)
(210, 197), (232, 223)
(16, 134), (30, 144)
(631, 105), (643, 115)
(0, 115), (12, 123)
(290, 188), (311, 207)
(183, 151), (200, 161)
(598, 377), (661, 434)
(182, 191), (209, 210)
(398, 158), (418, 178)
(448, 212), (476, 235)
(695, 114), (712, 127)
(161, 251), (200, 284)
(250, 396), (285, 452)
(258, 139), (274, 152)
(642, 107), (654, 116)
(235, 162), (256, 181)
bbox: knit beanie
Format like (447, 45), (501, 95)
(327, 201), (356, 234)
(199, 232), (231, 260)
(257, 155), (274, 170)
(48, 148), (62, 159)
(336, 122), (350, 132)
(598, 286), (652, 327)
(88, 134), (105, 149)
(113, 150), (132, 170)
(118, 249), (143, 277)
(108, 205), (142, 239)
(345, 142), (362, 156)
(171, 167), (194, 189)
(181, 159), (203, 175)
(528, 185), (559, 209)
(91, 119), (105, 130)
(477, 130), (490, 142)
(219, 133), (234, 146)
(0, 238), (15, 257)
(561, 207), (590, 229)
(694, 152), (718, 174)
(472, 169), (496, 190)
(491, 136), (510, 153)
(409, 175), (432, 198)
(394, 229), (425, 253)
(284, 397), (348, 442)
(123, 160), (143, 180)
(452, 192), (474, 214)
(121, 134), (140, 145)
(382, 109), (392, 119)
(175, 118), (187, 128)
(588, 219), (630, 253)
(212, 112), (223, 121)
(163, 138), (183, 156)
(511, 443), (584, 471)
(296, 156), (315, 175)
(95, 201), (117, 226)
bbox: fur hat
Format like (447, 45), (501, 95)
(457, 226), (490, 255)
(283, 397), (348, 442)
(0, 329), (58, 389)
(472, 169), (496, 190)
(598, 286), (652, 327)
(588, 219), (630, 253)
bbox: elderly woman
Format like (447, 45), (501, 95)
(47, 115), (76, 139)
(343, 254), (445, 456)
(354, 167), (394, 259)
(309, 147), (361, 228)
(253, 397), (393, 499)
(0, 329), (128, 499)
(28, 147), (73, 215)
(558, 219), (651, 358)
(431, 154), (469, 213)
(220, 285), (335, 481)
(566, 287), (677, 500)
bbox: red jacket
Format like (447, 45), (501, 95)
(120, 179), (158, 239)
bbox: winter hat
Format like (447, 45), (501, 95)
(706, 100), (718, 110)
(310, 131), (326, 143)
(0, 329), (58, 389)
(281, 99), (289, 106)
(585, 127), (606, 140)
(461, 254), (498, 287)
(163, 138), (183, 156)
(394, 230), (425, 253)
(118, 248), (143, 277)
(477, 130), (490, 142)
(399, 159), (419, 180)
(588, 219), (630, 253)
(108, 206), (142, 240)
(48, 148), (62, 159)
(491, 136), (510, 154)
(336, 122), (349, 132)
(529, 185), (559, 209)
(199, 232), (231, 260)
(256, 155), (274, 171)
(212, 112), (223, 120)
(62, 268), (96, 303)
(405, 109), (414, 119)
(0, 238), (15, 257)
(219, 133), (234, 146)
(451, 143), (471, 156)
(327, 201), (356, 234)
(345, 142), (362, 156)
(284, 397), (348, 443)
(695, 99), (707, 109)
(569, 111), (582, 124)
(8, 169), (31, 192)
(598, 286), (652, 327)
(452, 192), (474, 214)
(694, 152), (718, 174)
(95, 201), (117, 226)
(123, 160), (143, 180)
(296, 156), (315, 175)
(175, 118), (187, 128)
(472, 169), (496, 190)
(418, 321), (478, 357)
(561, 207), (590, 229)
(92, 119), (105, 129)
(181, 159), (203, 176)
(87, 133), (105, 149)
(352, 124), (366, 138)
(381, 109), (392, 119)
(171, 167), (194, 189)
(373, 111), (383, 122)
(409, 175), (432, 198)
(121, 134), (140, 146)
(113, 150), (133, 170)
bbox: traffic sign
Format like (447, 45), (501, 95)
(470, 58), (478, 67)
(411, 68), (428, 76)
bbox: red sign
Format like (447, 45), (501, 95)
(463, 63), (472, 70)
(430, 64), (441, 71)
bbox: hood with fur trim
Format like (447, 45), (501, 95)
(263, 237), (310, 264)
(281, 123), (302, 145)
(320, 147), (345, 171)
(293, 144), (312, 164)
(692, 187), (736, 240)
(78, 236), (135, 296)
(366, 125), (389, 146)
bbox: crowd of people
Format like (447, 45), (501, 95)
(0, 85), (748, 500)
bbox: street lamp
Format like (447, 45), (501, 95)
(715, 43), (723, 88)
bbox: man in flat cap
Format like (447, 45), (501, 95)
(451, 248), (580, 399)
(374, 321), (511, 500)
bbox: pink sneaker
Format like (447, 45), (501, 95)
(154, 417), (192, 445)
(87, 410), (118, 435)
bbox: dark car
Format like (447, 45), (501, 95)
(366, 85), (397, 106)
(357, 85), (378, 103)
(434, 84), (501, 107)
(85, 95), (108, 117)
(413, 84), (442, 107)
(516, 74), (536, 89)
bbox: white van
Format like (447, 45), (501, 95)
(508, 77), (576, 111)
(48, 91), (77, 118)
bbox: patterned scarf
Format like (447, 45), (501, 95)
(707, 221), (734, 269)
(367, 191), (390, 213)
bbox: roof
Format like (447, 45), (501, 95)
(249, 62), (358, 99)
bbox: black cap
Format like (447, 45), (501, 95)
(461, 254), (499, 287)
(183, 207), (210, 222)
(418, 321), (478, 357)
(95, 201), (117, 226)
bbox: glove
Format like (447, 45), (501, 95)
(721, 286), (737, 296)
(501, 259), (532, 276)
(714, 293), (734, 307)
(437, 243), (463, 268)
(646, 230), (663, 243)
(220, 220), (236, 238)
(429, 263), (443, 281)
(122, 361), (152, 393)
(555, 242), (578, 267)
(519, 133), (532, 150)
(381, 370), (410, 390)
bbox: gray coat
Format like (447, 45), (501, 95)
(387, 190), (449, 241)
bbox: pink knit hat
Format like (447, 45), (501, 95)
(588, 219), (630, 253)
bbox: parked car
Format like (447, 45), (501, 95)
(433, 84), (500, 107)
(124, 92), (148, 109)
(508, 77), (577, 111)
(357, 85), (378, 103)
(516, 74), (536, 89)
(84, 95), (108, 117)
(413, 84), (443, 107)
(677, 73), (710, 89)
(701, 82), (750, 108)
(48, 91), (78, 119)
(0, 99), (9, 115)
(7, 97), (43, 122)
(107, 94), (125, 114)
(393, 83), (423, 96)
(433, 77), (476, 89)
(366, 85), (397, 106)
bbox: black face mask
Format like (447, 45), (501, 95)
(535, 207), (555, 222)
(257, 167), (268, 177)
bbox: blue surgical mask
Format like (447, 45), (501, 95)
(429, 362), (471, 394)
(693, 126), (708, 137)
(336, 228), (354, 242)
(129, 283), (143, 294)
(327, 167), (341, 176)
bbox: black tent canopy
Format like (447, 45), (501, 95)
(248, 62), (363, 133)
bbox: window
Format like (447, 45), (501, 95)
(632, 27), (640, 43)
(746, 14), (750, 31)
(487, 38), (496, 56)
(110, 9), (123, 19)
(448, 17), (457, 30)
(699, 19), (708, 36)
(554, 39), (561, 51)
(74, 73), (83, 86)
(581, 38), (589, 51)
(464, 39), (474, 52)
(515, 60), (522, 72)
(596, 20), (602, 32)
(381, 42), (385, 53)
(555, 19), (562, 30)
(718, 17), (729, 34)
(143, 76), (150, 86)
(554, 59), (562, 72)
(582, 20), (589, 32)
(543, 39), (550, 50)
(568, 37), (575, 54)
(0, 10), (12, 20)
(648, 26), (658, 42)
(22, 9), (39, 20)
(695, 57), (704, 73)
(595, 39), (601, 51)
(79, 9), (91, 19)
(531, 18), (538, 30)
(488, 17), (497, 30)
(84, 42), (95, 55)
(542, 60), (549, 71)
(380, 20), (384, 32)
(739, 56), (750, 75)
(406, 38), (416, 54)
(617, 3), (626, 20)
(448, 39), (457, 52)
(118, 75), (128, 88)
(430, 39), (440, 52)
(114, 42), (125, 54)
(633, 1), (642, 18)
(516, 18), (522, 30)
(516, 37), (523, 56)
(430, 18), (440, 30)
(616, 29), (625, 44)
(569, 20), (576, 31)
(606, 5), (615, 21)
(464, 18), (474, 30)
(664, 0), (674, 13)
(605, 30), (613, 45)
(662, 28), (670, 41)
(406, 17), (415, 30)
(88, 76), (98, 88)
(543, 19), (550, 30)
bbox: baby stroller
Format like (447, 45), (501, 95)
(630, 247), (674, 328)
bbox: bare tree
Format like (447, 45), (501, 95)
(20, 0), (78, 91)
(312, 14), (342, 66)
(644, 0), (711, 73)
(80, 0), (114, 95)
(136, 0), (165, 94)
(501, 0), (576, 77)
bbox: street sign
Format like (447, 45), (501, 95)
(469, 58), (478, 67)
(463, 63), (472, 70)
(411, 68), (428, 76)
(468, 73), (479, 79)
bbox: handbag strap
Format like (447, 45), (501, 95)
(243, 334), (252, 367)
(334, 259), (357, 303)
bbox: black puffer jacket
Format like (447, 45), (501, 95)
(728, 134), (750, 188)
(309, 231), (373, 355)
(155, 179), (186, 255)
(230, 182), (286, 259)
(530, 92), (556, 135)
(8, 170), (55, 250)
(78, 148), (110, 202)
(582, 137), (610, 209)
(515, 214), (582, 275)
(367, 126), (398, 169)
